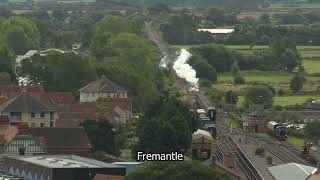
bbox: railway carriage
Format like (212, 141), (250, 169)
(267, 121), (287, 141)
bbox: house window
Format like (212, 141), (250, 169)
(40, 123), (44, 127)
(31, 112), (41, 118)
(50, 112), (54, 120)
(10, 112), (21, 122)
(50, 122), (54, 127)
(40, 112), (45, 118)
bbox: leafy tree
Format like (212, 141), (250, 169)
(270, 37), (297, 57)
(0, 45), (15, 80)
(290, 75), (306, 93)
(279, 49), (300, 72)
(244, 85), (274, 109)
(304, 121), (320, 143)
(83, 118), (118, 155)
(125, 161), (230, 180)
(225, 90), (238, 105)
(19, 53), (97, 95)
(231, 61), (240, 77)
(188, 55), (217, 82)
(233, 75), (245, 84)
(134, 96), (196, 153)
(1, 17), (40, 54)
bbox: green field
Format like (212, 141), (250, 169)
(218, 72), (320, 84)
(303, 59), (320, 73)
(237, 95), (320, 107)
(287, 136), (304, 149)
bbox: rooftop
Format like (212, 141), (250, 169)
(79, 75), (127, 93)
(5, 155), (124, 169)
(198, 28), (234, 34)
(0, 91), (53, 113)
(268, 162), (317, 180)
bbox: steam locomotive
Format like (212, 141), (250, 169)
(267, 121), (287, 141)
(196, 107), (217, 138)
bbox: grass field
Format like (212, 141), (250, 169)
(218, 72), (320, 84)
(287, 136), (304, 149)
(237, 95), (320, 107)
(303, 59), (320, 73)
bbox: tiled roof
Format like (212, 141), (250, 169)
(79, 76), (127, 93)
(0, 91), (52, 113)
(26, 128), (91, 149)
(0, 125), (18, 145)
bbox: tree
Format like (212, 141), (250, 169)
(125, 161), (230, 180)
(19, 53), (97, 95)
(233, 75), (245, 84)
(231, 61), (240, 77)
(267, 111), (299, 124)
(83, 118), (118, 155)
(290, 75), (306, 93)
(244, 85), (274, 109)
(1, 17), (40, 54)
(225, 90), (238, 105)
(134, 96), (196, 153)
(304, 121), (320, 143)
(279, 49), (300, 72)
(189, 55), (217, 82)
(0, 45), (15, 81)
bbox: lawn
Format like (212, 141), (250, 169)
(218, 72), (320, 84)
(303, 59), (320, 73)
(287, 136), (304, 149)
(237, 95), (320, 107)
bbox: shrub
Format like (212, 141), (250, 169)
(255, 147), (266, 157)
(234, 75), (245, 84)
(266, 156), (273, 165)
(277, 89), (285, 96)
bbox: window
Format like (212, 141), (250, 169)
(40, 123), (44, 127)
(50, 112), (54, 120)
(40, 112), (45, 118)
(10, 112), (21, 122)
(31, 112), (41, 118)
(31, 123), (35, 128)
(50, 122), (54, 127)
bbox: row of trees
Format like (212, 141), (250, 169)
(188, 37), (301, 83)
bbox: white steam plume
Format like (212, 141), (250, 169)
(173, 49), (199, 91)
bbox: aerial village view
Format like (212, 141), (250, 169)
(0, 0), (319, 179)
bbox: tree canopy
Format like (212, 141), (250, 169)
(290, 75), (306, 93)
(1, 16), (40, 54)
(244, 85), (274, 109)
(125, 161), (230, 180)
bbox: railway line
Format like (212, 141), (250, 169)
(217, 127), (264, 180)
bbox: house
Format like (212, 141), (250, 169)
(2, 127), (92, 157)
(267, 162), (317, 180)
(79, 75), (128, 103)
(2, 155), (126, 180)
(0, 90), (58, 128)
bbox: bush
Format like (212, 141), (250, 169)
(200, 79), (212, 88)
(255, 147), (266, 157)
(234, 75), (245, 84)
(277, 89), (286, 96)
(266, 156), (273, 165)
(93, 151), (106, 161)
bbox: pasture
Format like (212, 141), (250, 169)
(237, 95), (320, 107)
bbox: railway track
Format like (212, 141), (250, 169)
(217, 127), (264, 180)
(217, 123), (312, 166)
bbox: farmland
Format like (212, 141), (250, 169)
(237, 95), (320, 107)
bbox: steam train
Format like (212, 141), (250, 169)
(195, 107), (217, 139)
(267, 121), (287, 141)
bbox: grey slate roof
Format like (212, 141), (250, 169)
(79, 76), (127, 93)
(0, 91), (52, 113)
(268, 162), (317, 180)
(27, 128), (92, 149)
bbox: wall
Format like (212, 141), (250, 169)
(80, 92), (128, 103)
(3, 112), (56, 128)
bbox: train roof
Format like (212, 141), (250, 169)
(192, 129), (213, 141)
(268, 121), (279, 126)
(196, 109), (206, 113)
(207, 107), (216, 110)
